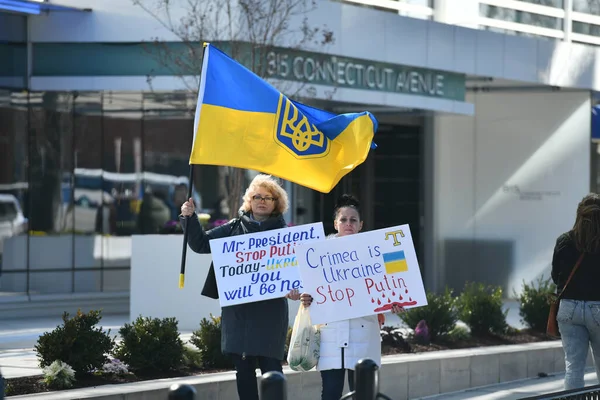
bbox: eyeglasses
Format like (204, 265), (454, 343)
(252, 195), (277, 203)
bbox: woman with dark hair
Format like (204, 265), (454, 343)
(552, 193), (600, 390)
(299, 194), (403, 400)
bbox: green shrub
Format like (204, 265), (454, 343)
(380, 326), (411, 352)
(34, 310), (115, 376)
(42, 360), (76, 389)
(447, 325), (471, 342)
(189, 315), (234, 369)
(399, 288), (458, 340)
(456, 282), (508, 336)
(4, 382), (15, 397)
(113, 316), (184, 373)
(182, 346), (203, 369)
(516, 276), (556, 333)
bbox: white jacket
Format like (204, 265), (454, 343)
(317, 315), (382, 371)
(316, 234), (382, 371)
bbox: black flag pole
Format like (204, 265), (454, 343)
(179, 164), (194, 289)
(179, 42), (209, 289)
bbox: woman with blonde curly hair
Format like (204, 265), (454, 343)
(552, 193), (600, 390)
(180, 174), (298, 400)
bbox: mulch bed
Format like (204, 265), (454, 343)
(382, 328), (558, 355)
(4, 330), (557, 397)
(4, 368), (229, 397)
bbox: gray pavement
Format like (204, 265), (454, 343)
(421, 369), (598, 399)
(0, 313), (196, 379)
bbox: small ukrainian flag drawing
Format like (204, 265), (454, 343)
(382, 251), (408, 274)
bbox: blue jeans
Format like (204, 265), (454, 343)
(321, 369), (355, 400)
(230, 354), (282, 400)
(557, 299), (600, 390)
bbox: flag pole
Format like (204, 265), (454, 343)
(180, 42), (209, 289)
(179, 164), (194, 288)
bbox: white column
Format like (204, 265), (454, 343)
(564, 0), (573, 42)
(433, 0), (480, 29)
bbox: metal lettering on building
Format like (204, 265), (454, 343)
(265, 49), (465, 101)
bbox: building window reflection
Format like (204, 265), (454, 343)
(518, 0), (563, 8)
(573, 0), (600, 14)
(573, 21), (600, 38)
(480, 4), (563, 31)
(0, 89), (223, 295)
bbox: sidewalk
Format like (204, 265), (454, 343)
(421, 369), (598, 400)
(0, 313), (194, 379)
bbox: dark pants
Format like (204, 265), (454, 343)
(230, 354), (282, 400)
(321, 368), (355, 400)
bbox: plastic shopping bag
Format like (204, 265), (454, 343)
(287, 305), (320, 372)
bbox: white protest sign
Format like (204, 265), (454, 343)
(295, 224), (427, 325)
(209, 222), (325, 307)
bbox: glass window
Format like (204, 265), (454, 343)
(72, 92), (103, 292)
(337, 0), (434, 19)
(573, 21), (600, 38)
(27, 92), (75, 294)
(573, 0), (600, 14)
(141, 92), (221, 231)
(0, 89), (28, 295)
(480, 4), (563, 30)
(519, 0), (563, 7)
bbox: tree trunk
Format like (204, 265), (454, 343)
(226, 167), (246, 219)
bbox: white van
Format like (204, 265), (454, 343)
(0, 194), (28, 254)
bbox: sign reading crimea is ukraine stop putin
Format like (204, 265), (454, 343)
(294, 225), (428, 325)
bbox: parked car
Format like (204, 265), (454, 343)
(0, 193), (28, 258)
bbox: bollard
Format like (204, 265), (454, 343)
(260, 371), (287, 400)
(168, 383), (196, 400)
(353, 358), (379, 400)
(340, 359), (394, 400)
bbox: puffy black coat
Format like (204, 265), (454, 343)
(180, 212), (289, 360)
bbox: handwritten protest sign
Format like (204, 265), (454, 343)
(295, 224), (427, 325)
(209, 222), (325, 307)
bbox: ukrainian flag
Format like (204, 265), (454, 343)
(382, 251), (408, 274)
(189, 43), (378, 193)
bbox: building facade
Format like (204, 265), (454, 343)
(0, 0), (598, 313)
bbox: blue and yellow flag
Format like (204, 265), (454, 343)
(189, 43), (378, 193)
(382, 250), (408, 274)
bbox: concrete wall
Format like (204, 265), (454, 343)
(1, 235), (130, 293)
(130, 235), (303, 330)
(31, 0), (600, 92)
(432, 90), (591, 295)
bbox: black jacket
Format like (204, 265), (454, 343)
(551, 232), (600, 301)
(180, 212), (290, 360)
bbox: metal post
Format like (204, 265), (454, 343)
(340, 359), (394, 400)
(260, 371), (287, 400)
(167, 383), (196, 400)
(354, 359), (379, 400)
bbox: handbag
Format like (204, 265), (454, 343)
(287, 306), (320, 372)
(547, 254), (585, 337)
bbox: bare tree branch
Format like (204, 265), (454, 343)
(133, 0), (335, 219)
